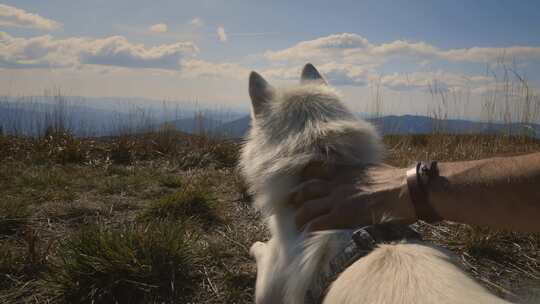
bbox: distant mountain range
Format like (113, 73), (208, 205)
(0, 102), (128, 136)
(165, 116), (224, 134)
(1, 100), (538, 138)
(0, 100), (242, 137)
(213, 115), (540, 139)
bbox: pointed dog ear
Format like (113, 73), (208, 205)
(301, 63), (327, 85)
(249, 71), (275, 116)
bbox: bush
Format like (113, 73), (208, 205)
(46, 222), (200, 303)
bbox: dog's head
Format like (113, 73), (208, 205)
(241, 64), (381, 210)
(248, 63), (357, 141)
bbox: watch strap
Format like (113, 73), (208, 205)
(406, 161), (442, 223)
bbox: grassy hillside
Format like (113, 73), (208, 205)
(1, 131), (539, 303)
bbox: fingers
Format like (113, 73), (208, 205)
(304, 193), (372, 232)
(288, 179), (331, 209)
(295, 197), (333, 230)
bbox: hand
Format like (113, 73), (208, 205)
(289, 164), (417, 231)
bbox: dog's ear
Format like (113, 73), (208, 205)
(301, 63), (327, 85)
(249, 71), (274, 116)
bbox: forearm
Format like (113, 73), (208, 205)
(428, 152), (540, 233)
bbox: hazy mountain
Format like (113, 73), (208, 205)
(214, 116), (251, 138)
(370, 115), (539, 137)
(2, 99), (538, 139)
(165, 116), (223, 134)
(213, 115), (540, 139)
(0, 102), (129, 136)
(0, 98), (245, 137)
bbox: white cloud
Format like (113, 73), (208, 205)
(265, 33), (369, 62)
(264, 33), (540, 65)
(317, 62), (374, 86)
(261, 59), (495, 92)
(3, 29), (538, 98)
(440, 46), (540, 63)
(80, 36), (198, 69)
(181, 59), (249, 79)
(369, 40), (439, 59)
(378, 71), (491, 91)
(261, 33), (540, 92)
(0, 32), (77, 68)
(190, 17), (204, 27)
(0, 32), (198, 70)
(264, 62), (374, 86)
(217, 26), (227, 43)
(0, 4), (61, 30)
(149, 23), (168, 33)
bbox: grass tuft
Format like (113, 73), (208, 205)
(459, 226), (509, 259)
(0, 197), (30, 235)
(159, 175), (183, 189)
(46, 222), (200, 304)
(141, 182), (220, 225)
(0, 240), (26, 289)
(110, 137), (134, 165)
(35, 131), (87, 164)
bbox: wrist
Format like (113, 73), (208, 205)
(398, 176), (417, 224)
(406, 161), (443, 223)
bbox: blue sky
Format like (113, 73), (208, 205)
(1, 1), (540, 119)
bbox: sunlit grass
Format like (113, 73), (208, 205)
(46, 222), (201, 304)
(141, 181), (221, 226)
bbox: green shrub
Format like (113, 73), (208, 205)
(46, 222), (200, 303)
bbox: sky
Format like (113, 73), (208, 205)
(1, 0), (540, 119)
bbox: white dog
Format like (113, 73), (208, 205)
(239, 64), (510, 304)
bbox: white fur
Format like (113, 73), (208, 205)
(240, 65), (511, 304)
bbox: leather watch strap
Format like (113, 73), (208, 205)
(406, 162), (442, 223)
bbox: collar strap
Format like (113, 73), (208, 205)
(305, 223), (421, 304)
(406, 161), (442, 223)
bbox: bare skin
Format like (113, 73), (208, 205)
(290, 152), (540, 234)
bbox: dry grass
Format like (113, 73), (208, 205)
(140, 179), (221, 226)
(0, 132), (539, 303)
(384, 133), (540, 166)
(45, 222), (200, 304)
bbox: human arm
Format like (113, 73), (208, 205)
(291, 152), (540, 233)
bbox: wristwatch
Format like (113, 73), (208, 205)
(406, 161), (442, 223)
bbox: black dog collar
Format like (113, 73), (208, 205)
(305, 223), (421, 304)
